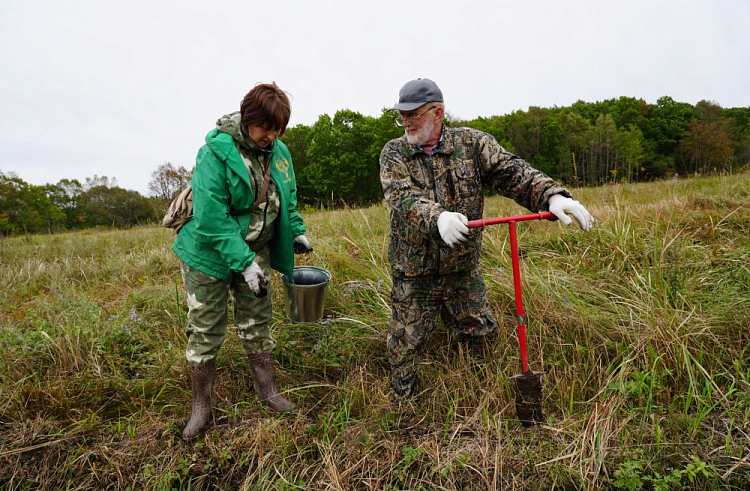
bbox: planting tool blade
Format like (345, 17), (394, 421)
(511, 371), (544, 427)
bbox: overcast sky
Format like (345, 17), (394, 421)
(1, 0), (748, 195)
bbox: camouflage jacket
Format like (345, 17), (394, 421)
(379, 125), (571, 276)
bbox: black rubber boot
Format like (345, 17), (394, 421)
(460, 331), (497, 360)
(182, 362), (216, 439)
(247, 351), (296, 413)
(389, 367), (421, 403)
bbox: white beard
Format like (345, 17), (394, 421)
(405, 118), (435, 146)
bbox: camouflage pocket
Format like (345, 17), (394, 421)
(453, 159), (480, 198)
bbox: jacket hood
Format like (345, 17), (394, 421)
(215, 111), (265, 154)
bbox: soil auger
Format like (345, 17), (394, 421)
(468, 211), (555, 427)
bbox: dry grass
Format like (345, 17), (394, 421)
(0, 172), (748, 490)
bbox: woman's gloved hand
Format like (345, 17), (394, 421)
(437, 211), (470, 248)
(293, 235), (313, 254)
(547, 194), (594, 231)
(241, 261), (268, 297)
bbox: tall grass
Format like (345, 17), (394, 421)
(0, 172), (748, 490)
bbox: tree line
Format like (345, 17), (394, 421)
(2, 96), (748, 235)
(282, 96), (749, 207)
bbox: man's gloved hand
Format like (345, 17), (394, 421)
(241, 261), (268, 298)
(437, 211), (470, 248)
(293, 235), (313, 254)
(548, 194), (594, 231)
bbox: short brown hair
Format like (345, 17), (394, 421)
(240, 83), (292, 136)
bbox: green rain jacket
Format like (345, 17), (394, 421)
(172, 127), (306, 280)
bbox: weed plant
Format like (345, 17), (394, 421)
(0, 173), (748, 490)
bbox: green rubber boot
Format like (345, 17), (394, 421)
(182, 362), (216, 439)
(247, 351), (296, 413)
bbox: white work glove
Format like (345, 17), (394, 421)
(293, 234), (313, 254)
(547, 194), (593, 231)
(437, 211), (470, 248)
(241, 261), (268, 298)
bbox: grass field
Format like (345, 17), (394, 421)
(1, 172), (748, 490)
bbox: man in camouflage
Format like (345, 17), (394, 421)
(379, 78), (593, 401)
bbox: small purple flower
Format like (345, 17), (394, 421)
(343, 281), (367, 296)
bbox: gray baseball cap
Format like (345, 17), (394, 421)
(390, 78), (443, 111)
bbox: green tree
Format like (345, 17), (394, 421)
(0, 172), (67, 235)
(588, 113), (618, 183)
(570, 99), (604, 124)
(303, 114), (337, 205)
(558, 111), (592, 185)
(620, 97), (648, 128)
(723, 106), (750, 170)
(505, 110), (535, 160)
(281, 124), (314, 203)
(617, 125), (645, 181)
(303, 109), (400, 207)
(0, 172), (37, 235)
(539, 115), (570, 181)
(80, 186), (157, 228)
(640, 96), (697, 176)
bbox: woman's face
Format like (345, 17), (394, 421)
(247, 125), (282, 149)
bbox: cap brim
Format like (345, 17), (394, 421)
(389, 101), (428, 111)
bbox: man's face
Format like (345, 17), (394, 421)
(398, 105), (437, 146)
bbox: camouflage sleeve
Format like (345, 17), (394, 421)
(476, 132), (571, 211)
(379, 140), (445, 233)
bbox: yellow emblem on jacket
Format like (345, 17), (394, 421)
(275, 158), (291, 183)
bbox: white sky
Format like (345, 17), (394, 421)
(1, 0), (748, 195)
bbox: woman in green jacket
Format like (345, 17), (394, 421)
(173, 83), (312, 439)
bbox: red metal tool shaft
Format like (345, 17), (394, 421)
(467, 211), (554, 374)
(508, 221), (529, 373)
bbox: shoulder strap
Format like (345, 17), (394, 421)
(227, 154), (273, 217)
(250, 155), (272, 212)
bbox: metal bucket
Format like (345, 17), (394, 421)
(280, 266), (332, 323)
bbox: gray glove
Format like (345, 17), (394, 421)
(548, 194), (594, 231)
(293, 234), (313, 254)
(437, 211), (470, 248)
(241, 261), (268, 297)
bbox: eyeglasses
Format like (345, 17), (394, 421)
(395, 106), (436, 126)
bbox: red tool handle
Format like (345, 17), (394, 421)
(467, 211), (554, 374)
(467, 211), (554, 228)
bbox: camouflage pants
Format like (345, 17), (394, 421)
(180, 246), (275, 366)
(388, 266), (497, 400)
